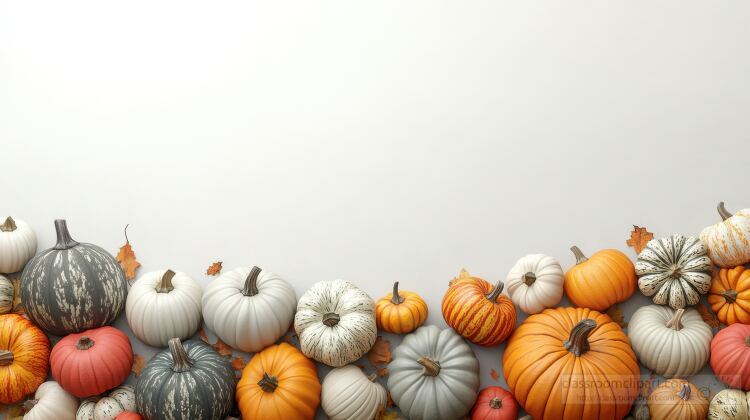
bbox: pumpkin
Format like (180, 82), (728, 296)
(388, 325), (480, 420)
(126, 269), (203, 347)
(375, 281), (428, 334)
(627, 306), (712, 377)
(135, 338), (234, 420)
(471, 387), (519, 420)
(0, 216), (37, 274)
(701, 202), (750, 267)
(76, 385), (136, 420)
(647, 379), (708, 420)
(441, 272), (516, 346)
(564, 246), (636, 311)
(503, 307), (640, 420)
(708, 389), (750, 420)
(21, 219), (127, 335)
(321, 365), (387, 420)
(711, 323), (750, 390)
(0, 274), (13, 314)
(23, 381), (78, 420)
(636, 234), (712, 309)
(51, 326), (134, 398)
(294, 279), (377, 367)
(0, 314), (50, 404)
(506, 254), (564, 314)
(114, 413), (143, 420)
(708, 265), (750, 325)
(202, 266), (296, 353)
(236, 342), (320, 420)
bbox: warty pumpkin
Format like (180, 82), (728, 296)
(503, 307), (640, 420)
(701, 202), (750, 267)
(564, 246), (636, 311)
(709, 389), (750, 420)
(0, 216), (37, 274)
(0, 274), (13, 314)
(709, 265), (750, 325)
(321, 365), (387, 420)
(0, 314), (50, 404)
(23, 381), (78, 420)
(505, 254), (564, 315)
(441, 271), (516, 346)
(711, 323), (750, 390)
(471, 386), (519, 420)
(76, 385), (136, 420)
(375, 281), (428, 334)
(647, 379), (708, 420)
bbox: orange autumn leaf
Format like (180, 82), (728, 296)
(116, 225), (141, 281)
(626, 225), (654, 255)
(387, 392), (394, 407)
(198, 326), (209, 343)
(375, 407), (401, 420)
(489, 369), (500, 381)
(378, 367), (389, 377)
(367, 336), (392, 367)
(696, 301), (721, 329)
(206, 262), (223, 276)
(231, 356), (246, 371)
(213, 338), (233, 357)
(606, 305), (627, 329)
(131, 354), (145, 376)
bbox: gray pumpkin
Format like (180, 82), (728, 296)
(135, 338), (235, 420)
(20, 220), (127, 335)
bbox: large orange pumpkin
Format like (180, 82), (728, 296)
(708, 266), (750, 325)
(564, 246), (636, 310)
(503, 307), (639, 420)
(442, 271), (517, 346)
(0, 314), (50, 404)
(376, 281), (428, 334)
(236, 342), (321, 420)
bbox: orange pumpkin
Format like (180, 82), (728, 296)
(708, 266), (750, 325)
(564, 246), (636, 310)
(236, 342), (321, 420)
(647, 379), (707, 420)
(442, 271), (517, 346)
(503, 307), (639, 420)
(375, 281), (428, 334)
(0, 314), (50, 404)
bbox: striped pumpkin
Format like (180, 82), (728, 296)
(21, 220), (127, 336)
(76, 385), (136, 420)
(0, 216), (37, 274)
(701, 202), (750, 267)
(0, 275), (13, 314)
(294, 279), (377, 367)
(441, 271), (517, 346)
(636, 234), (712, 309)
(0, 314), (50, 404)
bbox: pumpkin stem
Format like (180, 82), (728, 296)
(0, 216), (16, 232)
(665, 309), (685, 331)
(519, 416), (532, 420)
(564, 319), (596, 356)
(367, 373), (377, 382)
(677, 383), (691, 401)
(242, 266), (261, 296)
(485, 280), (505, 302)
(570, 246), (588, 264)
(391, 281), (405, 305)
(156, 269), (176, 293)
(168, 338), (193, 372)
(22, 399), (38, 412)
(723, 290), (738, 304)
(0, 350), (13, 366)
(53, 219), (79, 250)
(257, 373), (279, 392)
(718, 202), (733, 221)
(76, 337), (95, 350)
(322, 312), (340, 327)
(417, 356), (441, 377)
(745, 336), (750, 347)
(522, 272), (537, 286)
(489, 397), (502, 409)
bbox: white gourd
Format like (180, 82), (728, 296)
(0, 275), (13, 314)
(709, 389), (750, 420)
(0, 216), (37, 274)
(505, 254), (564, 314)
(75, 385), (136, 420)
(24, 381), (78, 420)
(202, 266), (297, 353)
(701, 202), (750, 267)
(125, 269), (202, 347)
(627, 305), (712, 378)
(295, 279), (377, 367)
(321, 365), (387, 420)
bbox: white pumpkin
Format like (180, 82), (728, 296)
(0, 274), (13, 314)
(202, 266), (297, 353)
(0, 216), (37, 274)
(709, 388), (750, 420)
(701, 202), (750, 267)
(24, 381), (78, 420)
(126, 269), (202, 347)
(76, 385), (136, 420)
(627, 305), (712, 378)
(295, 279), (377, 367)
(321, 365), (387, 420)
(505, 254), (564, 314)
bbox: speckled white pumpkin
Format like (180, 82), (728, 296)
(25, 381), (78, 420)
(0, 275), (13, 314)
(321, 365), (387, 420)
(709, 389), (750, 419)
(0, 216), (37, 274)
(294, 279), (377, 367)
(202, 266), (297, 353)
(505, 254), (564, 314)
(388, 325), (480, 420)
(628, 305), (712, 378)
(76, 385), (136, 420)
(126, 269), (202, 347)
(701, 202), (750, 267)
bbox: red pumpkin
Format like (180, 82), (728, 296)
(471, 386), (519, 420)
(50, 326), (133, 397)
(710, 323), (750, 390)
(115, 412), (143, 420)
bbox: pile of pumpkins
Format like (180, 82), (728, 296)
(0, 202), (749, 420)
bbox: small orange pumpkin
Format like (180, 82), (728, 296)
(375, 282), (428, 334)
(564, 246), (636, 310)
(442, 271), (517, 346)
(708, 265), (750, 325)
(647, 379), (707, 420)
(0, 314), (50, 404)
(236, 342), (321, 420)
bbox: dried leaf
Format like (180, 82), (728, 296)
(230, 357), (247, 378)
(377, 367), (389, 377)
(489, 369), (500, 381)
(376, 406), (401, 420)
(116, 225), (141, 281)
(387, 392), (394, 407)
(626, 225), (654, 255)
(206, 261), (223, 276)
(606, 305), (628, 329)
(131, 354), (145, 377)
(367, 336), (392, 367)
(450, 268), (471, 286)
(198, 326), (209, 343)
(696, 302), (721, 329)
(213, 338), (233, 357)
(355, 364), (366, 371)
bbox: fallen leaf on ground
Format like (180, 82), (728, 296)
(489, 369), (500, 381)
(626, 225), (654, 255)
(367, 336), (392, 367)
(131, 354), (145, 376)
(206, 262), (222, 276)
(376, 406), (401, 420)
(198, 326), (209, 343)
(696, 302), (721, 329)
(213, 338), (233, 357)
(387, 392), (394, 407)
(231, 357), (247, 378)
(606, 305), (627, 329)
(378, 367), (389, 377)
(116, 225), (141, 281)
